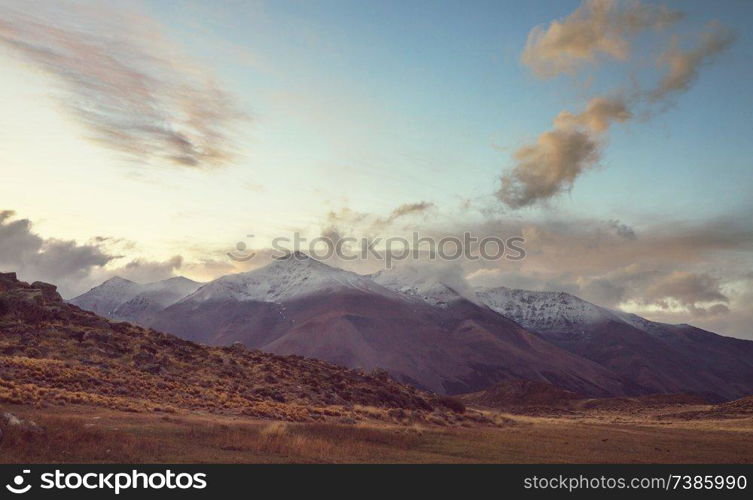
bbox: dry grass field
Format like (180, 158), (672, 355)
(2, 402), (753, 464)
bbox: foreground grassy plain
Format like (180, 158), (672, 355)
(2, 403), (753, 463)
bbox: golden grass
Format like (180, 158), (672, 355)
(2, 404), (753, 464)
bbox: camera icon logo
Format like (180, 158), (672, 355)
(227, 234), (256, 262)
(6, 470), (31, 494)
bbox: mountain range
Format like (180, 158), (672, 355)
(0, 271), (472, 424)
(69, 253), (753, 400)
(70, 276), (203, 325)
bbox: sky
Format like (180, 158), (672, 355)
(1, 0), (752, 338)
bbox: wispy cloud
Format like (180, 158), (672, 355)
(381, 201), (436, 226)
(326, 201), (436, 234)
(0, 0), (246, 168)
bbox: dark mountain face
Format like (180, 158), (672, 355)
(152, 284), (628, 396)
(544, 320), (753, 402)
(0, 272), (461, 422)
(477, 286), (753, 401)
(69, 258), (753, 401)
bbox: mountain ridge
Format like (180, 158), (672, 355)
(0, 271), (482, 425)
(69, 275), (203, 324)
(68, 258), (753, 400)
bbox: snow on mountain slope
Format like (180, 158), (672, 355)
(371, 265), (479, 308)
(69, 276), (202, 321)
(68, 276), (142, 317)
(133, 277), (204, 306)
(477, 286), (623, 333)
(609, 310), (671, 335)
(111, 277), (204, 324)
(182, 252), (403, 304)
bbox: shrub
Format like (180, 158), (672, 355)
(437, 396), (465, 414)
(370, 368), (390, 381)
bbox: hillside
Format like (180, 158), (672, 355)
(0, 272), (481, 426)
(460, 380), (582, 410)
(147, 255), (627, 396)
(70, 258), (753, 401)
(478, 286), (753, 401)
(69, 276), (203, 325)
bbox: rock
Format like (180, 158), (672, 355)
(2, 412), (22, 426)
(1, 412), (42, 433)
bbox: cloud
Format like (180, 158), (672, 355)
(0, 210), (112, 296)
(0, 0), (246, 168)
(522, 0), (681, 78)
(500, 1), (734, 209)
(354, 211), (743, 330)
(497, 96), (630, 208)
(553, 96), (632, 133)
(642, 271), (728, 309)
(114, 256), (184, 284)
(381, 201), (436, 225)
(455, 212), (753, 335)
(498, 128), (599, 208)
(326, 201), (436, 234)
(379, 260), (482, 305)
(463, 212), (745, 277)
(652, 21), (736, 101)
(606, 219), (637, 240)
(0, 210), (221, 297)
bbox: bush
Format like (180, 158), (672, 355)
(437, 396), (465, 414)
(370, 368), (390, 381)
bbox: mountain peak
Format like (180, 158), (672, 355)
(477, 286), (619, 333)
(372, 266), (478, 308)
(275, 250), (312, 261)
(69, 275), (202, 321)
(102, 276), (135, 286)
(157, 276), (202, 287)
(183, 254), (396, 304)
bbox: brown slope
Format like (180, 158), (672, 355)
(152, 287), (629, 397)
(537, 319), (753, 401)
(460, 381), (712, 418)
(460, 380), (582, 409)
(0, 272), (481, 425)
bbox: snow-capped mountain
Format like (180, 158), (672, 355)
(371, 266), (478, 308)
(70, 275), (203, 324)
(68, 276), (142, 317)
(476, 286), (622, 334)
(72, 257), (753, 400)
(476, 285), (753, 400)
(149, 254), (628, 396)
(183, 252), (402, 304)
(475, 286), (687, 338)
